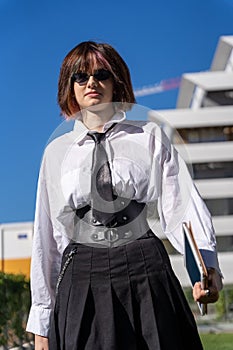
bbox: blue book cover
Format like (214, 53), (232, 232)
(183, 222), (208, 315)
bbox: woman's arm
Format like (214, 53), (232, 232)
(26, 155), (62, 337)
(157, 130), (223, 297)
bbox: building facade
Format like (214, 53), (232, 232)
(149, 35), (233, 286)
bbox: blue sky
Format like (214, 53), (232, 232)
(1, 0), (233, 223)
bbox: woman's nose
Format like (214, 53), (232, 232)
(87, 75), (98, 88)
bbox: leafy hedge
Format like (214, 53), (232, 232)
(215, 286), (233, 321)
(0, 272), (33, 348)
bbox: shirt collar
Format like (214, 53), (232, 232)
(73, 110), (126, 142)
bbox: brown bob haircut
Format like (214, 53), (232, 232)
(58, 41), (136, 118)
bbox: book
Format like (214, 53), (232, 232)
(182, 222), (208, 316)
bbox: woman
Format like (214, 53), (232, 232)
(26, 41), (222, 350)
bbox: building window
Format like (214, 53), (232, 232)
(204, 198), (233, 216)
(202, 90), (233, 108)
(192, 161), (233, 179)
(216, 236), (233, 253)
(177, 125), (233, 143)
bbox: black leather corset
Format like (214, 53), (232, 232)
(74, 198), (150, 248)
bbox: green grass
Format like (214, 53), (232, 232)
(200, 333), (233, 350)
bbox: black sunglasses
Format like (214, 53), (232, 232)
(72, 69), (111, 85)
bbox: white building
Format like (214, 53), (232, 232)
(0, 221), (33, 278)
(149, 35), (233, 286)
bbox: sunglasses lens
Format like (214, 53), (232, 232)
(94, 69), (111, 81)
(74, 72), (89, 83)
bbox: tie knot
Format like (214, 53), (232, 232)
(88, 132), (105, 144)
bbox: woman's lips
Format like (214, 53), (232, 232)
(85, 91), (101, 97)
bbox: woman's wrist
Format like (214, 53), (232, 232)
(35, 334), (49, 350)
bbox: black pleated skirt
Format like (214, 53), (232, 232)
(49, 232), (203, 350)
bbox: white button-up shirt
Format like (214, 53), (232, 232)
(26, 111), (221, 336)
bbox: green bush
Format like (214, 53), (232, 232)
(0, 272), (33, 348)
(215, 286), (233, 321)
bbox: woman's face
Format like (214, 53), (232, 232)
(73, 65), (114, 111)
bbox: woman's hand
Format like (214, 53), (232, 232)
(193, 268), (223, 304)
(35, 334), (49, 350)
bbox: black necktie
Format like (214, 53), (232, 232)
(88, 131), (116, 226)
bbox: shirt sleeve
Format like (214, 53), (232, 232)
(156, 130), (222, 281)
(26, 155), (63, 337)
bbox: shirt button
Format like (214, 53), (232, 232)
(122, 216), (128, 221)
